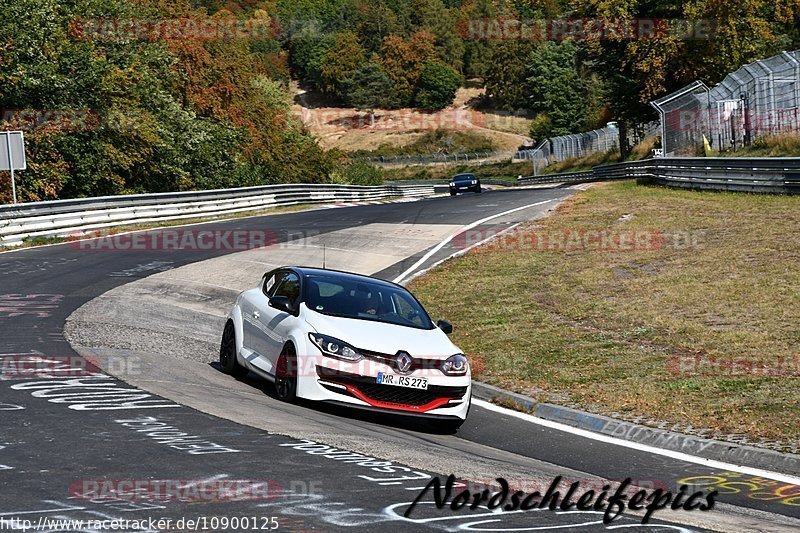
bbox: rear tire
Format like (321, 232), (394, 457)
(220, 321), (247, 378)
(275, 344), (297, 402)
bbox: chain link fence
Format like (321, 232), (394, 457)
(514, 124), (622, 174)
(652, 50), (800, 156)
(358, 123), (640, 173)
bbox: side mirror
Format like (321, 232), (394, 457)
(270, 296), (293, 313)
(437, 319), (453, 334)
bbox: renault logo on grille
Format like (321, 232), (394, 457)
(395, 351), (414, 374)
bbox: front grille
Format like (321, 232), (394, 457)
(358, 348), (444, 373)
(317, 366), (467, 407)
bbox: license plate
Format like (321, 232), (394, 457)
(376, 373), (428, 390)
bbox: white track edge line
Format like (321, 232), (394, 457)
(398, 223), (522, 286)
(473, 399), (800, 486)
(392, 199), (554, 284)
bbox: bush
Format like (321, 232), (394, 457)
(413, 61), (462, 111)
(529, 114), (553, 143)
(344, 161), (384, 185)
(349, 130), (497, 159)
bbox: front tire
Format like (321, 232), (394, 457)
(220, 321), (248, 378)
(275, 344), (297, 402)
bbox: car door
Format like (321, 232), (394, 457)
(252, 270), (302, 374)
(242, 271), (283, 365)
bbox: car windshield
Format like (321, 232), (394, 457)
(303, 274), (434, 330)
(453, 174), (475, 182)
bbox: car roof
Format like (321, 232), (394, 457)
(453, 173), (475, 179)
(282, 266), (403, 290)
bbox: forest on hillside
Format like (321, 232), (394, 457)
(2, 0), (798, 201)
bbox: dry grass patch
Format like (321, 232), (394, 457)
(410, 181), (800, 445)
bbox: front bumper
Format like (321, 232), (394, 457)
(317, 367), (469, 413)
(296, 345), (471, 420)
(450, 184), (480, 193)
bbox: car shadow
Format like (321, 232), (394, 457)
(207, 361), (459, 435)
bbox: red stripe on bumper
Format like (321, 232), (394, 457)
(344, 385), (452, 413)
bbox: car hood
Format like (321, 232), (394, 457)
(303, 308), (461, 359)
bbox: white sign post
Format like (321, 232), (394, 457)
(0, 131), (26, 204)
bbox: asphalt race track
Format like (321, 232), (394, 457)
(1, 186), (799, 532)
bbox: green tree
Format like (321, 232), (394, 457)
(380, 31), (437, 105)
(318, 30), (365, 98)
(484, 41), (530, 110)
(414, 60), (462, 110)
(353, 1), (400, 53)
(525, 42), (590, 137)
(408, 0), (464, 70)
(0, 0), (341, 201)
(343, 62), (401, 124)
(458, 0), (496, 78)
(575, 0), (800, 156)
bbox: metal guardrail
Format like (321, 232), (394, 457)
(517, 157), (800, 194)
(517, 170), (595, 185)
(385, 178), (516, 187)
(645, 158), (800, 194)
(0, 183), (435, 247)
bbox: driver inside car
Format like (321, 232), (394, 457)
(362, 294), (381, 315)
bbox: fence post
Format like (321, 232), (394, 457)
(781, 52), (800, 133)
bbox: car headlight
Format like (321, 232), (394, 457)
(309, 333), (362, 362)
(471, 179), (477, 185)
(449, 182), (456, 187)
(441, 354), (468, 376)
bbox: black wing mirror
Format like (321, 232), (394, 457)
(270, 296), (293, 313)
(437, 319), (453, 334)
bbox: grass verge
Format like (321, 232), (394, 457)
(542, 149), (622, 175)
(409, 180), (800, 446)
(726, 133), (800, 157)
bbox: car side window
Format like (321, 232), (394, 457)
(263, 272), (286, 298)
(273, 272), (301, 308)
(392, 293), (424, 326)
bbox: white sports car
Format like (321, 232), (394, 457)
(219, 267), (472, 431)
